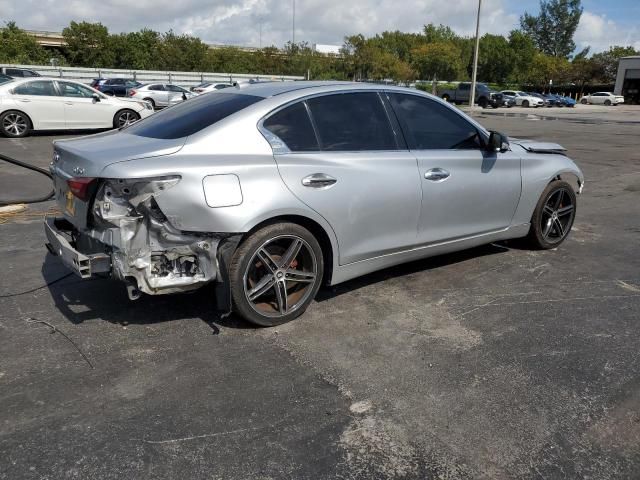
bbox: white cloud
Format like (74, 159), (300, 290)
(1, 0), (518, 47)
(574, 11), (640, 53)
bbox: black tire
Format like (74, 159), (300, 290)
(522, 100), (530, 108)
(604, 99), (611, 106)
(442, 94), (450, 102)
(526, 180), (577, 249)
(229, 222), (324, 326)
(113, 109), (140, 129)
(478, 97), (488, 108)
(143, 97), (155, 109)
(0, 110), (31, 138)
(580, 98), (588, 104)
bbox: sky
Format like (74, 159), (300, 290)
(0, 0), (638, 53)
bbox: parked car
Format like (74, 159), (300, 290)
(555, 95), (576, 107)
(500, 91), (545, 108)
(192, 82), (235, 94)
(92, 78), (142, 97)
(542, 93), (564, 107)
(580, 92), (625, 105)
(128, 83), (195, 109)
(0, 67), (41, 78)
(500, 94), (516, 107)
(44, 82), (584, 326)
(441, 82), (503, 108)
(527, 92), (552, 107)
(0, 78), (154, 137)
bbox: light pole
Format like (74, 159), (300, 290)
(292, 0), (296, 46)
(469, 0), (482, 108)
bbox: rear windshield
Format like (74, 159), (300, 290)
(125, 92), (263, 139)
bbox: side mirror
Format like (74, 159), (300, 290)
(92, 93), (101, 103)
(487, 131), (509, 152)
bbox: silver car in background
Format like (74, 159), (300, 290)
(128, 83), (195, 109)
(45, 82), (584, 326)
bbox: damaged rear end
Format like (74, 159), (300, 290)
(45, 138), (223, 300)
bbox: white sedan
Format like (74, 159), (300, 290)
(0, 78), (154, 137)
(501, 90), (545, 108)
(580, 92), (625, 105)
(128, 83), (195, 109)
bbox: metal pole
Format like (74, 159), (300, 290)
(292, 0), (296, 45)
(469, 0), (482, 108)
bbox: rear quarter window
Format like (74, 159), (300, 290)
(125, 92), (263, 139)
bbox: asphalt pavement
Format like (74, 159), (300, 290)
(1, 111), (639, 479)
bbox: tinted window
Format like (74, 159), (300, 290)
(148, 84), (164, 91)
(166, 85), (186, 92)
(458, 83), (470, 91)
(306, 92), (396, 151)
(214, 84), (233, 90)
(23, 70), (39, 77)
(6, 69), (24, 77)
(58, 81), (95, 98)
(126, 92), (263, 139)
(389, 93), (483, 150)
(13, 80), (58, 96)
(263, 102), (319, 151)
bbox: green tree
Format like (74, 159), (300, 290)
(0, 21), (48, 64)
(411, 42), (463, 81)
(591, 46), (639, 83)
(520, 0), (583, 58)
(157, 31), (209, 71)
(62, 21), (114, 67)
(423, 24), (459, 44)
(507, 30), (537, 82)
(475, 34), (515, 83)
(111, 29), (161, 70)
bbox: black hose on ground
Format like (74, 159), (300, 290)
(0, 153), (55, 206)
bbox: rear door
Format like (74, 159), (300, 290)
(57, 81), (113, 128)
(387, 92), (521, 244)
(263, 91), (422, 265)
(11, 80), (65, 129)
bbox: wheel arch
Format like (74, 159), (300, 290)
(239, 214), (337, 285)
(1, 108), (34, 130)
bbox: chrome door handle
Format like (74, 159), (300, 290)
(424, 168), (450, 181)
(302, 173), (337, 188)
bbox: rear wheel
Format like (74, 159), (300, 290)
(113, 109), (140, 129)
(527, 181), (576, 249)
(1, 110), (31, 138)
(229, 223), (324, 326)
(143, 97), (155, 109)
(604, 99), (612, 106)
(478, 97), (488, 108)
(522, 100), (529, 108)
(580, 98), (588, 104)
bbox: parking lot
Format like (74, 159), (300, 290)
(1, 108), (639, 479)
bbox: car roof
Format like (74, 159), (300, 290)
(232, 80), (429, 98)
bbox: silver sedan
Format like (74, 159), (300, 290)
(128, 83), (195, 109)
(45, 82), (584, 326)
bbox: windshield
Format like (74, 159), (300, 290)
(124, 92), (263, 139)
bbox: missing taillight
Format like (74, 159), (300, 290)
(67, 177), (97, 201)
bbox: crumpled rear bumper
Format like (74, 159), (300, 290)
(44, 216), (111, 279)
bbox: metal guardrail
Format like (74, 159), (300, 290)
(0, 64), (304, 87)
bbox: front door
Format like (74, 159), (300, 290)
(262, 92), (422, 265)
(57, 81), (112, 129)
(386, 92), (521, 245)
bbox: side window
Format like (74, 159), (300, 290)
(166, 85), (185, 92)
(23, 70), (39, 77)
(6, 68), (23, 77)
(112, 79), (124, 85)
(148, 84), (164, 91)
(13, 80), (58, 96)
(263, 102), (319, 152)
(306, 92), (396, 151)
(388, 93), (483, 150)
(58, 81), (95, 98)
(459, 83), (470, 91)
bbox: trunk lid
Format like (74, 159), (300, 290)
(51, 130), (186, 228)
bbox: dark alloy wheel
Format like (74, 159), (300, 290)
(114, 109), (140, 129)
(1, 110), (31, 138)
(229, 223), (324, 326)
(527, 180), (576, 249)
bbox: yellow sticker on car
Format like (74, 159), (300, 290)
(65, 190), (75, 216)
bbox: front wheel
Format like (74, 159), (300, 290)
(478, 97), (488, 108)
(527, 180), (576, 249)
(604, 99), (612, 106)
(229, 223), (324, 326)
(522, 100), (529, 108)
(113, 109), (140, 129)
(580, 98), (588, 104)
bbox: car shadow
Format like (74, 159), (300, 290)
(44, 243), (512, 331)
